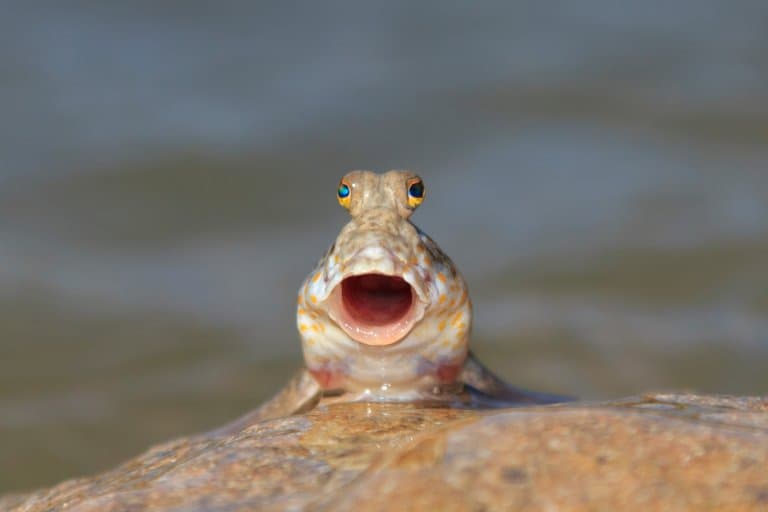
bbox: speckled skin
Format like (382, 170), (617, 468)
(297, 171), (471, 398)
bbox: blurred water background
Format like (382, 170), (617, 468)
(1, 0), (767, 494)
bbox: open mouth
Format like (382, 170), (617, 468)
(342, 274), (412, 324)
(328, 273), (424, 346)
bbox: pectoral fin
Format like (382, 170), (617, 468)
(459, 351), (573, 406)
(211, 368), (322, 436)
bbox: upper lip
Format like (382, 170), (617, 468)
(317, 247), (431, 305)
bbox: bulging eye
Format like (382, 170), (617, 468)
(407, 179), (425, 209)
(337, 180), (351, 209)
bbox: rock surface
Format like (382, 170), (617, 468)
(3, 393), (768, 511)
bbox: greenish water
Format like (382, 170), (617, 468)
(1, 1), (768, 495)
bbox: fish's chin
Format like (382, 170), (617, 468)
(326, 273), (426, 346)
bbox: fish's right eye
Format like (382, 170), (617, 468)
(337, 180), (351, 209)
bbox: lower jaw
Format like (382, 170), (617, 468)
(307, 355), (467, 397)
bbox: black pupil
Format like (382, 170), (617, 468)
(409, 182), (424, 198)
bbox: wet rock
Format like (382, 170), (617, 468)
(3, 393), (768, 511)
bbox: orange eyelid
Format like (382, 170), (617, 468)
(337, 179), (352, 209)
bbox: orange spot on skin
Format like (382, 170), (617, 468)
(297, 295), (304, 306)
(310, 294), (318, 304)
(451, 311), (463, 327)
(437, 272), (447, 283)
(299, 324), (309, 332)
(309, 311), (318, 319)
(409, 256), (419, 266)
(438, 319), (446, 331)
(312, 272), (322, 283)
(311, 323), (325, 333)
(438, 294), (446, 305)
(297, 307), (306, 315)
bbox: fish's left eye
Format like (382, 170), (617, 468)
(337, 180), (352, 209)
(407, 179), (425, 209)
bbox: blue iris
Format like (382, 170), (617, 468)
(338, 183), (350, 198)
(408, 182), (424, 198)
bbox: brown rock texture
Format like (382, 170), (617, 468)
(2, 393), (768, 511)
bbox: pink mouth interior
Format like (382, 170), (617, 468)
(342, 274), (413, 325)
(331, 273), (420, 346)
